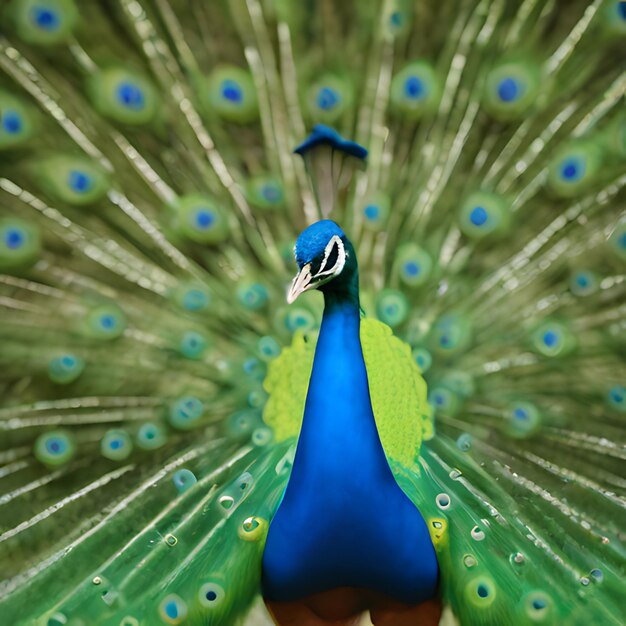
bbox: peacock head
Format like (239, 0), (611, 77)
(288, 220), (357, 303)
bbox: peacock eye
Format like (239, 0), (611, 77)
(323, 241), (340, 272)
(310, 258), (324, 276)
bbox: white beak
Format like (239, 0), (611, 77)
(287, 264), (313, 304)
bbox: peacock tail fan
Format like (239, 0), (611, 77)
(0, 0), (624, 625)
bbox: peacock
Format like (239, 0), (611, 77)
(0, 0), (625, 624)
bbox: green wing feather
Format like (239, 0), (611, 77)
(263, 317), (432, 468)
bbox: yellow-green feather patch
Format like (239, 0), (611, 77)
(262, 318), (430, 469)
(262, 331), (314, 441)
(360, 318), (430, 467)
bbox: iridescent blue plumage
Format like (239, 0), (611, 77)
(262, 221), (438, 605)
(294, 220), (344, 268)
(293, 124), (368, 160)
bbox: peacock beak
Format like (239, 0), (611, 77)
(287, 264), (313, 304)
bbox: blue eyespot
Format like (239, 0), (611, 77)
(403, 261), (420, 276)
(169, 396), (204, 430)
(396, 244), (432, 287)
(68, 170), (93, 193)
(246, 176), (285, 210)
(570, 270), (598, 297)
(412, 347), (432, 373)
(46, 438), (66, 454)
(194, 210), (215, 229)
(4, 228), (24, 249)
(257, 335), (281, 361)
(2, 111), (22, 134)
(466, 577), (496, 606)
(136, 422), (166, 450)
(548, 142), (601, 196)
(159, 594), (187, 623)
(116, 83), (145, 110)
(177, 195), (228, 244)
(86, 305), (126, 339)
(241, 360), (266, 384)
(542, 330), (558, 347)
(206, 67), (258, 122)
(559, 157), (585, 182)
(497, 77), (519, 102)
(180, 330), (208, 359)
(284, 308), (316, 333)
(100, 314), (115, 330)
(261, 184), (281, 203)
(404, 76), (425, 99)
(31, 7), (60, 31)
(34, 431), (75, 466)
(431, 313), (472, 354)
(48, 353), (85, 384)
(316, 87), (340, 111)
(361, 195), (390, 227)
(619, 1), (626, 20)
(457, 433), (472, 451)
(532, 321), (572, 357)
(237, 282), (268, 311)
(198, 582), (225, 608)
(459, 192), (508, 238)
(391, 61), (439, 118)
(390, 11), (403, 26)
(525, 592), (552, 618)
(428, 386), (460, 416)
(469, 206), (488, 226)
(173, 468), (198, 494)
(507, 402), (541, 438)
(221, 79), (243, 103)
(608, 385), (625, 412)
(101, 429), (133, 460)
(182, 288), (209, 311)
(227, 410), (262, 439)
(376, 289), (409, 327)
(513, 407), (528, 421)
(364, 204), (379, 220)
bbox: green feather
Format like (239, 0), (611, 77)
(0, 0), (624, 624)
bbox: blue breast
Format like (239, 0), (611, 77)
(262, 299), (439, 604)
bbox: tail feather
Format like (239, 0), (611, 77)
(0, 0), (625, 624)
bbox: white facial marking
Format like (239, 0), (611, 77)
(316, 235), (346, 278)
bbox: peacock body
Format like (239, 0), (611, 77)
(0, 0), (625, 624)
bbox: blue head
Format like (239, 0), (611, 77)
(288, 220), (357, 303)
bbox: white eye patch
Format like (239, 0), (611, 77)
(315, 235), (346, 279)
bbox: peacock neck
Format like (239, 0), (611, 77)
(288, 270), (392, 487)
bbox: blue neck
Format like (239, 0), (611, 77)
(289, 282), (392, 485)
(262, 268), (440, 604)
